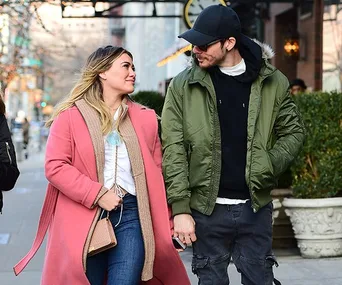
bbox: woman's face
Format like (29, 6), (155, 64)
(100, 53), (136, 95)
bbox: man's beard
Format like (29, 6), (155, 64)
(196, 48), (227, 68)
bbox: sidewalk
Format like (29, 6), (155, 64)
(1, 149), (342, 284)
(0, 149), (46, 285)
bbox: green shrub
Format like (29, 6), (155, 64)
(291, 91), (342, 198)
(131, 91), (165, 116)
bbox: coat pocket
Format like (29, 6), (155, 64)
(251, 149), (277, 191)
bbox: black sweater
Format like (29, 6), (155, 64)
(209, 41), (262, 199)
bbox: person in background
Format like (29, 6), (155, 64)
(14, 46), (190, 285)
(289, 78), (307, 95)
(22, 117), (30, 159)
(0, 92), (20, 213)
(161, 5), (305, 285)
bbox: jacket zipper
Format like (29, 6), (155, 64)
(248, 82), (264, 213)
(5, 142), (12, 165)
(202, 81), (222, 214)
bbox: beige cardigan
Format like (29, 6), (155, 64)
(76, 99), (155, 280)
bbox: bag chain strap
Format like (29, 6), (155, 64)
(100, 144), (124, 228)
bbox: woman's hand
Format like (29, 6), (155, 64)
(97, 191), (122, 211)
(173, 214), (197, 246)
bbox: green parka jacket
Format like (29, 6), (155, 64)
(161, 38), (305, 216)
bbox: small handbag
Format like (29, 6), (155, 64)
(88, 210), (117, 256)
(88, 143), (122, 256)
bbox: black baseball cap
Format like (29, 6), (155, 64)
(179, 5), (241, 46)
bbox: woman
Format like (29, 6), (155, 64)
(14, 46), (190, 285)
(0, 92), (20, 213)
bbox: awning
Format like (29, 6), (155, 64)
(157, 38), (191, 67)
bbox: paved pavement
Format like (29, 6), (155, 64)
(1, 149), (342, 285)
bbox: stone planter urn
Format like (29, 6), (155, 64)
(283, 197), (342, 258)
(272, 198), (281, 225)
(271, 188), (297, 249)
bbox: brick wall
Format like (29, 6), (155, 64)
(264, 2), (323, 90)
(274, 8), (298, 82)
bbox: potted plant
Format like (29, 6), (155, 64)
(283, 91), (342, 258)
(272, 198), (281, 225)
(271, 169), (297, 249)
(131, 91), (165, 116)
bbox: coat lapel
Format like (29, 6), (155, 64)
(127, 100), (156, 155)
(74, 100), (105, 183)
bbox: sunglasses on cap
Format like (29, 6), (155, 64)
(195, 39), (225, 52)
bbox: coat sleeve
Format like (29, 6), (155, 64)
(151, 112), (163, 173)
(152, 114), (174, 232)
(269, 89), (305, 177)
(152, 130), (163, 173)
(45, 110), (104, 209)
(161, 83), (191, 216)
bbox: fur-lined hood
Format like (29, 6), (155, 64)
(252, 39), (275, 60)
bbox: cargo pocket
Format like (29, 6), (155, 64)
(191, 255), (212, 285)
(265, 255), (281, 285)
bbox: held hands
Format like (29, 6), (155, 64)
(173, 214), (197, 251)
(97, 191), (122, 211)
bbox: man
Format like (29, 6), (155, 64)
(22, 117), (30, 159)
(161, 5), (305, 285)
(290, 78), (307, 95)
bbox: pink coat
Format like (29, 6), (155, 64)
(14, 100), (190, 285)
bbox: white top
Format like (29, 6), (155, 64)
(219, 59), (246, 76)
(103, 108), (136, 196)
(216, 198), (249, 205)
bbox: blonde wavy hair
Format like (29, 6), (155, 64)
(46, 46), (133, 135)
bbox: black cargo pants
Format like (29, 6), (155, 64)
(191, 201), (279, 285)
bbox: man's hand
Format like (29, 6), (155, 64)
(98, 191), (122, 211)
(173, 214), (197, 246)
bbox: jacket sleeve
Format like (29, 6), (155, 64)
(45, 110), (105, 209)
(161, 83), (191, 216)
(269, 89), (305, 177)
(152, 128), (163, 173)
(0, 117), (20, 191)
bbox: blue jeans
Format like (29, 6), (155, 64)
(86, 194), (145, 285)
(191, 201), (278, 285)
